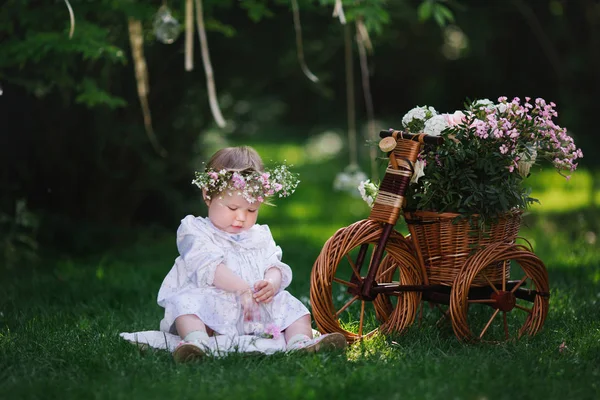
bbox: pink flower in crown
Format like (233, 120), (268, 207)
(208, 171), (219, 180)
(231, 173), (246, 189)
(258, 173), (271, 188)
(257, 196), (264, 203)
(273, 183), (283, 192)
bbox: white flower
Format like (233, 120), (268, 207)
(423, 114), (449, 136)
(517, 148), (537, 178)
(358, 179), (378, 208)
(411, 159), (426, 183)
(473, 99), (494, 110)
(357, 180), (367, 198)
(402, 106), (438, 129)
(496, 103), (508, 113)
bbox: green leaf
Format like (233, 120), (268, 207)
(436, 4), (455, 23)
(417, 1), (433, 22)
(239, 0), (274, 22)
(75, 78), (127, 109)
(205, 19), (237, 38)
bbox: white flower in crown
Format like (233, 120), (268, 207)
(192, 163), (300, 204)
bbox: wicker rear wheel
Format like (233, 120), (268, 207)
(449, 243), (549, 342)
(310, 219), (423, 343)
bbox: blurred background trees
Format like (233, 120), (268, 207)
(1, 0), (598, 259)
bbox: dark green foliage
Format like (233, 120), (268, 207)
(408, 128), (537, 219)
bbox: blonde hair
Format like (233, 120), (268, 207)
(206, 146), (264, 173)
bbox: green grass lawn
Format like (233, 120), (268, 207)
(2, 131), (599, 399)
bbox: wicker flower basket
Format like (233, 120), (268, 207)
(404, 210), (522, 286)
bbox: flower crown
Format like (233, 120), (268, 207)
(192, 163), (300, 204)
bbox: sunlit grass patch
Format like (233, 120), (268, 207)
(344, 333), (398, 362)
(520, 211), (599, 268)
(527, 168), (592, 191)
(528, 169), (599, 212)
(531, 189), (592, 211)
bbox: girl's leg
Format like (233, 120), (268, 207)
(173, 315), (211, 363)
(284, 314), (313, 343)
(284, 315), (347, 352)
(175, 314), (209, 339)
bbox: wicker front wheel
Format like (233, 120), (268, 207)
(449, 243), (550, 342)
(310, 219), (423, 343)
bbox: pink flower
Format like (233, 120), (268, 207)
(264, 323), (282, 340)
(231, 173), (246, 189)
(444, 111), (466, 126)
(559, 341), (567, 353)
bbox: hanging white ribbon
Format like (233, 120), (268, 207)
(194, 0), (227, 128)
(63, 0), (75, 38)
(185, 0), (194, 71)
(355, 18), (377, 179)
(128, 18), (167, 157)
(332, 0), (346, 25)
(290, 0), (319, 83)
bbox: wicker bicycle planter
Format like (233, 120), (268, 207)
(404, 210), (522, 286)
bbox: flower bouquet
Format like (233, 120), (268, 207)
(361, 97), (584, 284)
(363, 96), (583, 225)
(239, 296), (282, 339)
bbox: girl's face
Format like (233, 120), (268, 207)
(206, 191), (260, 234)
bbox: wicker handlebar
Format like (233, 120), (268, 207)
(379, 129), (444, 145)
(369, 129), (442, 225)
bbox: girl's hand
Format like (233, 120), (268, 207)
(239, 289), (257, 316)
(253, 279), (277, 303)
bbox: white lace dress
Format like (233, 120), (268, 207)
(157, 216), (310, 336)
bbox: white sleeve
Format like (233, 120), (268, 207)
(260, 226), (293, 291)
(177, 217), (224, 287)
